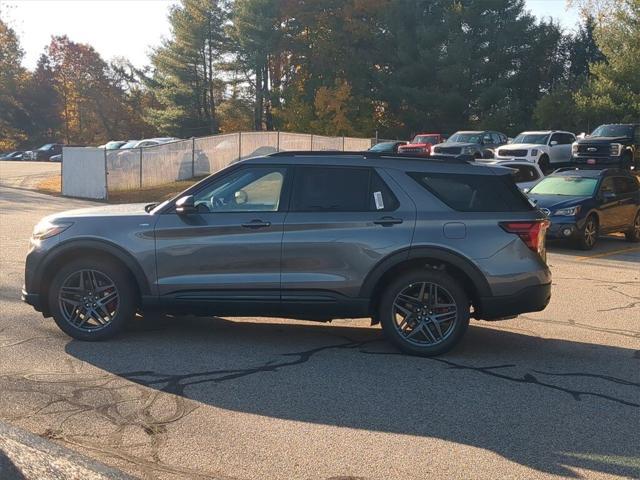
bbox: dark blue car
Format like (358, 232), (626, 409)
(527, 168), (640, 249)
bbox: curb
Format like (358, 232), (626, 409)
(0, 420), (136, 480)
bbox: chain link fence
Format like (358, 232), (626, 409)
(104, 131), (374, 194)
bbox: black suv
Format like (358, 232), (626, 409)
(572, 124), (640, 170)
(23, 152), (551, 356)
(24, 143), (64, 161)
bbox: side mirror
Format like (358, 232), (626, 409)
(550, 140), (558, 146)
(175, 195), (196, 214)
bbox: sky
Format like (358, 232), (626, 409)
(1, 0), (581, 71)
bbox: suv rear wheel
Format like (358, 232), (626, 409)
(48, 259), (135, 341)
(378, 270), (470, 356)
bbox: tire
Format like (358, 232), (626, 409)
(378, 269), (470, 356)
(576, 214), (599, 250)
(625, 210), (640, 242)
(538, 155), (551, 175)
(621, 152), (633, 171)
(48, 258), (135, 341)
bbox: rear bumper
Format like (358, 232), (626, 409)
(478, 283), (551, 320)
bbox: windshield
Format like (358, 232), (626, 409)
(512, 133), (549, 145)
(413, 135), (439, 144)
(120, 140), (139, 149)
(105, 141), (125, 150)
(38, 144), (54, 150)
(529, 176), (598, 196)
(448, 133), (482, 144)
(591, 124), (634, 138)
(369, 142), (395, 152)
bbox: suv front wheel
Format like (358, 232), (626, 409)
(378, 270), (470, 356)
(48, 259), (135, 341)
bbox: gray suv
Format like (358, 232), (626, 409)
(23, 152), (551, 356)
(432, 131), (508, 159)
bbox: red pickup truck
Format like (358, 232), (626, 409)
(397, 133), (445, 157)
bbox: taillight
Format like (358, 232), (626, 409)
(500, 220), (550, 259)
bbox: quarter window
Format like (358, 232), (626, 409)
(290, 166), (398, 212)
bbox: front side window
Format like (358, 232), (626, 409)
(410, 172), (533, 212)
(193, 166), (286, 213)
(290, 166), (398, 212)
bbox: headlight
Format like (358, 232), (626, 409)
(610, 143), (622, 156)
(462, 146), (473, 154)
(554, 206), (581, 216)
(530, 149), (538, 156)
(572, 143), (578, 154)
(32, 220), (72, 240)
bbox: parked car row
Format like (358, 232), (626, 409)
(370, 123), (640, 173)
(1, 137), (181, 163)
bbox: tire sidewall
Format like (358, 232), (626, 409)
(577, 214), (599, 250)
(48, 259), (134, 341)
(539, 155), (550, 175)
(379, 270), (470, 356)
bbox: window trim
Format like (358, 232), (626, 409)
(288, 165), (400, 213)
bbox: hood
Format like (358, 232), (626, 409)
(435, 142), (478, 148)
(401, 142), (432, 148)
(48, 203), (150, 221)
(528, 194), (589, 210)
(577, 136), (630, 144)
(499, 143), (544, 151)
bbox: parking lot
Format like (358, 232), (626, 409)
(0, 163), (639, 479)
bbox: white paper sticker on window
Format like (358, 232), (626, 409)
(374, 191), (384, 210)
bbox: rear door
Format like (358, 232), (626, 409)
(614, 176), (639, 226)
(281, 165), (415, 310)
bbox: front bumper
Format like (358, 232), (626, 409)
(478, 282), (551, 320)
(572, 155), (623, 166)
(22, 288), (43, 312)
(546, 219), (580, 239)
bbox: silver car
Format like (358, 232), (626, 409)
(23, 151), (551, 356)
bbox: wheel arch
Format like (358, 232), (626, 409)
(36, 239), (150, 311)
(361, 247), (491, 322)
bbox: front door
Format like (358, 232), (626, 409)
(154, 165), (290, 313)
(281, 165), (415, 316)
(597, 177), (625, 231)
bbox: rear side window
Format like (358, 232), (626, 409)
(409, 172), (533, 212)
(291, 166), (398, 212)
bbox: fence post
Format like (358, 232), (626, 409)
(103, 148), (108, 201)
(191, 137), (195, 178)
(139, 147), (143, 189)
(310, 134), (314, 151)
(276, 131), (280, 152)
(238, 132), (242, 161)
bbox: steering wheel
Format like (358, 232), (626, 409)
(210, 196), (227, 210)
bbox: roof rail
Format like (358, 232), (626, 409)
(551, 166), (626, 174)
(267, 150), (474, 163)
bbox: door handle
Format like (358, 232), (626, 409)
(241, 220), (271, 229)
(374, 216), (403, 226)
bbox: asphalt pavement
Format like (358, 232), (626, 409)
(0, 165), (639, 480)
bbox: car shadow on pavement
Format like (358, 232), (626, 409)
(547, 234), (640, 263)
(66, 316), (640, 479)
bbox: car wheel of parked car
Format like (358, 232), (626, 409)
(538, 155), (551, 175)
(48, 259), (135, 341)
(577, 214), (599, 250)
(378, 270), (470, 356)
(625, 211), (640, 242)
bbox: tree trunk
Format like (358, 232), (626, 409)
(264, 58), (274, 131)
(254, 67), (263, 131)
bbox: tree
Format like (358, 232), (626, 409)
(148, 0), (228, 137)
(0, 14), (29, 149)
(574, 0), (640, 124)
